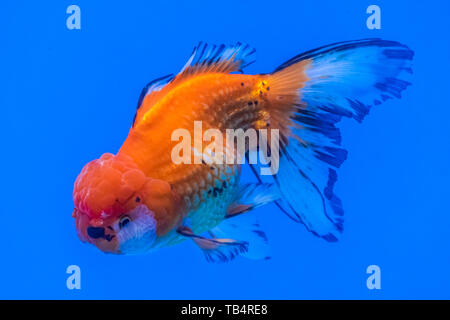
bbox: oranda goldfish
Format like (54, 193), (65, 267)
(72, 39), (413, 261)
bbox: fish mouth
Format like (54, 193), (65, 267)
(75, 205), (157, 255)
(87, 226), (116, 242)
(84, 226), (120, 254)
(74, 211), (120, 254)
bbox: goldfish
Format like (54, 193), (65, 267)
(72, 39), (413, 261)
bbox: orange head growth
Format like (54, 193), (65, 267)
(72, 153), (184, 254)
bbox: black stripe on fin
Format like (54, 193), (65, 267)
(132, 74), (174, 127)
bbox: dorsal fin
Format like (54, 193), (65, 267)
(132, 74), (174, 127)
(177, 42), (256, 77)
(132, 43), (256, 128)
(135, 74), (174, 110)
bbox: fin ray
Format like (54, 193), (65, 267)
(259, 38), (413, 240)
(177, 226), (248, 263)
(212, 213), (271, 260)
(132, 74), (174, 127)
(177, 42), (256, 77)
(226, 182), (280, 218)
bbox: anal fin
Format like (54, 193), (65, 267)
(176, 226), (248, 263)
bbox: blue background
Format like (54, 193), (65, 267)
(1, 0), (449, 299)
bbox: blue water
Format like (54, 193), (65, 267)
(1, 0), (449, 299)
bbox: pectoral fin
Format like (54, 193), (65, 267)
(213, 212), (271, 260)
(176, 226), (248, 263)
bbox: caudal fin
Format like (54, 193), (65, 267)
(261, 38), (413, 241)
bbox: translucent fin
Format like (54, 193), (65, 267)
(226, 183), (280, 218)
(132, 43), (255, 128)
(276, 38), (413, 122)
(260, 38), (413, 241)
(132, 74), (174, 127)
(213, 212), (271, 260)
(176, 226), (248, 263)
(177, 42), (256, 77)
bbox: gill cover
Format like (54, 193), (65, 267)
(118, 205), (158, 255)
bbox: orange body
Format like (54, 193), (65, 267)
(72, 39), (413, 258)
(72, 47), (309, 253)
(119, 66), (307, 233)
(120, 73), (270, 230)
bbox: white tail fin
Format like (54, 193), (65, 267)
(259, 39), (413, 241)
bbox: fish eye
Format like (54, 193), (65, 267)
(119, 215), (131, 229)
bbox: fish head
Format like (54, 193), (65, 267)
(72, 153), (183, 254)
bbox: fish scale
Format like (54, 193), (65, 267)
(154, 163), (240, 248)
(185, 163), (240, 234)
(120, 74), (270, 235)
